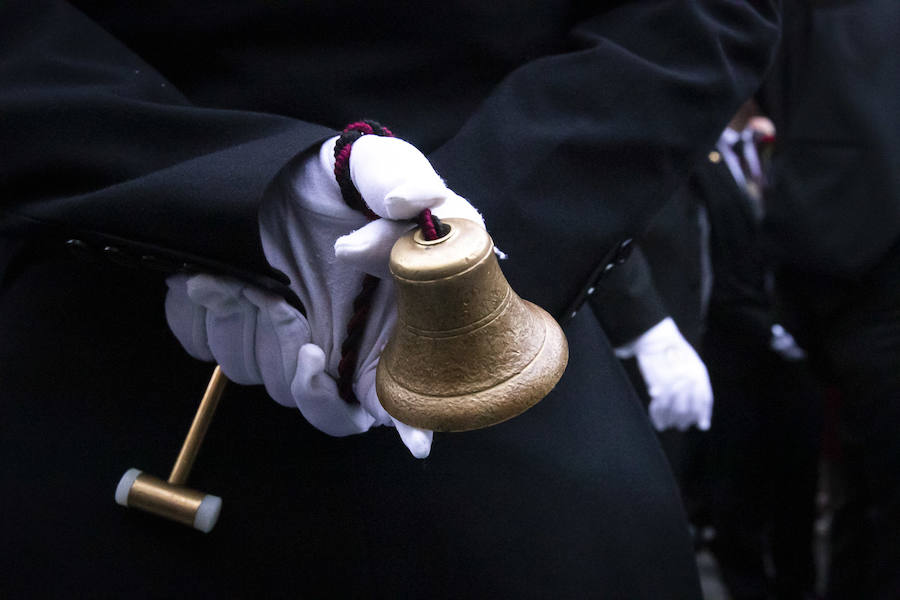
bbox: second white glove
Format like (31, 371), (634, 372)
(615, 317), (713, 431)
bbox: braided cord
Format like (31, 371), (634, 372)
(333, 120), (445, 404)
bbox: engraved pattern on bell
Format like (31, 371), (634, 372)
(376, 218), (568, 432)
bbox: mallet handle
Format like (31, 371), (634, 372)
(168, 366), (227, 486)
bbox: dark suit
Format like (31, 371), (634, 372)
(0, 1), (779, 597)
(759, 2), (900, 597)
(699, 149), (823, 600)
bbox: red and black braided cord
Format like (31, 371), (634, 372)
(334, 120), (446, 404)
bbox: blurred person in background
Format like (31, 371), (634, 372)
(701, 106), (823, 600)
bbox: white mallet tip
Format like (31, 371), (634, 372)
(193, 494), (222, 533)
(115, 468), (142, 506)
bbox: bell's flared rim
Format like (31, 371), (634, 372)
(376, 300), (568, 432)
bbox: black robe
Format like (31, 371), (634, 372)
(0, 1), (779, 597)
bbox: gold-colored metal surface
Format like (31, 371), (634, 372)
(128, 472), (206, 527)
(377, 218), (568, 431)
(118, 367), (226, 531)
(168, 365), (227, 485)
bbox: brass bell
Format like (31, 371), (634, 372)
(376, 218), (568, 432)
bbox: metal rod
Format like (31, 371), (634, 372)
(168, 366), (227, 486)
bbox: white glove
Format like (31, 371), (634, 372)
(330, 135), (484, 278)
(166, 134), (484, 458)
(770, 323), (806, 361)
(615, 317), (713, 431)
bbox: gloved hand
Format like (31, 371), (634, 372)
(166, 133), (484, 458)
(770, 323), (806, 361)
(615, 317), (713, 431)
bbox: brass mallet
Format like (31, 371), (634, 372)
(115, 366), (227, 533)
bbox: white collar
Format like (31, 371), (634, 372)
(719, 127), (740, 147)
(715, 128), (746, 186)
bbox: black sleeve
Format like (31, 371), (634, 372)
(0, 0), (334, 296)
(429, 0), (781, 319)
(0, 1), (781, 315)
(588, 247), (668, 347)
